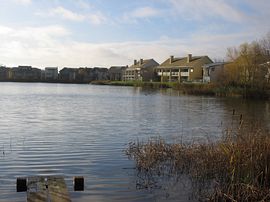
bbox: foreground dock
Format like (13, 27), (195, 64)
(18, 176), (72, 202)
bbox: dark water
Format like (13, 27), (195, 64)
(0, 82), (269, 201)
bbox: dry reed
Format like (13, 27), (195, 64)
(126, 121), (270, 201)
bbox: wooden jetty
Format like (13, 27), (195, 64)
(19, 176), (71, 202)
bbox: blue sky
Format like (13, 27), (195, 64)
(0, 0), (269, 68)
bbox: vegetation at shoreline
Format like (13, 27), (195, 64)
(126, 119), (270, 201)
(91, 80), (270, 99)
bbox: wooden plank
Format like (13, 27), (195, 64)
(27, 177), (47, 202)
(27, 176), (71, 202)
(47, 176), (71, 202)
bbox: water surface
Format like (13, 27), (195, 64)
(0, 82), (269, 201)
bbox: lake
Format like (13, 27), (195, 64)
(0, 82), (269, 201)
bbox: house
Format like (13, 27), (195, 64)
(11, 66), (42, 81)
(123, 59), (159, 81)
(45, 67), (58, 81)
(108, 66), (127, 81)
(59, 67), (78, 82)
(77, 67), (93, 83)
(0, 66), (12, 81)
(202, 62), (227, 83)
(92, 67), (109, 81)
(156, 54), (213, 82)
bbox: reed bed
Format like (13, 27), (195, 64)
(126, 122), (270, 201)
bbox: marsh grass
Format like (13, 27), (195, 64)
(126, 121), (270, 201)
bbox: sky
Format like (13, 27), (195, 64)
(0, 0), (269, 68)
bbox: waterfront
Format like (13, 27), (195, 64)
(0, 82), (269, 201)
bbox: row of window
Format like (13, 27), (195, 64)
(156, 68), (193, 73)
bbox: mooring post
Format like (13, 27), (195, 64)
(73, 176), (84, 191)
(17, 177), (27, 192)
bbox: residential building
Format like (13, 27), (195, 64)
(11, 66), (41, 81)
(123, 59), (159, 81)
(203, 62), (227, 83)
(92, 67), (109, 81)
(0, 66), (12, 81)
(156, 54), (213, 82)
(45, 67), (58, 81)
(108, 66), (127, 81)
(59, 67), (78, 82)
(77, 67), (93, 83)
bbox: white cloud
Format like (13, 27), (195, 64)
(36, 6), (107, 25)
(51, 6), (86, 21)
(0, 24), (240, 68)
(75, 0), (92, 9)
(88, 12), (107, 25)
(121, 6), (161, 23)
(0, 26), (13, 35)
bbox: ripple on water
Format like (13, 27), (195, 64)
(0, 83), (269, 201)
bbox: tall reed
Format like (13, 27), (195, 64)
(126, 120), (270, 201)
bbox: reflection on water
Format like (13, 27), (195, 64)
(0, 82), (269, 201)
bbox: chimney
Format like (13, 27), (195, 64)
(134, 60), (137, 65)
(170, 55), (174, 64)
(140, 59), (143, 65)
(267, 49), (270, 56)
(187, 54), (192, 63)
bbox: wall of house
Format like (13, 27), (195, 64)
(210, 65), (224, 83)
(189, 57), (213, 81)
(141, 60), (159, 81)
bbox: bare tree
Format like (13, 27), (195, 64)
(224, 33), (270, 87)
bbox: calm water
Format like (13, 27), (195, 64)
(0, 82), (269, 201)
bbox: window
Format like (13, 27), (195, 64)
(181, 69), (188, 72)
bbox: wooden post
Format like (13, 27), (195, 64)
(73, 176), (84, 191)
(17, 178), (27, 192)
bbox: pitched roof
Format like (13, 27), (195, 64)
(158, 56), (212, 68)
(127, 59), (152, 70)
(109, 66), (127, 73)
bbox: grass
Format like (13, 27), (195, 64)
(126, 119), (270, 201)
(108, 81), (174, 88)
(91, 80), (270, 99)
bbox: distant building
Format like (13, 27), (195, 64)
(45, 67), (58, 81)
(203, 62), (227, 83)
(156, 54), (213, 82)
(59, 67), (78, 82)
(108, 66), (127, 81)
(0, 66), (12, 81)
(92, 67), (109, 81)
(123, 59), (159, 81)
(11, 66), (41, 81)
(78, 67), (93, 83)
